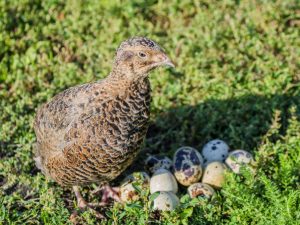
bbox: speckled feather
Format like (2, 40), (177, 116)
(33, 37), (168, 187)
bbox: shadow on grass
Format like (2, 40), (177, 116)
(2, 93), (299, 182)
(127, 92), (300, 174)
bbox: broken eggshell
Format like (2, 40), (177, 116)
(173, 146), (204, 186)
(202, 139), (229, 164)
(202, 161), (227, 189)
(188, 182), (215, 199)
(152, 191), (180, 211)
(120, 172), (150, 203)
(145, 155), (172, 174)
(225, 150), (254, 174)
(150, 168), (178, 194)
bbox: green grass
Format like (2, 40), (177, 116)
(1, 0), (300, 224)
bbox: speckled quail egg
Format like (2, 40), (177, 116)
(202, 161), (227, 189)
(173, 146), (204, 186)
(150, 168), (178, 194)
(152, 191), (180, 211)
(188, 183), (215, 199)
(145, 155), (172, 174)
(225, 150), (254, 174)
(120, 172), (150, 203)
(202, 139), (229, 164)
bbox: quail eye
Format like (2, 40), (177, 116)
(138, 52), (147, 58)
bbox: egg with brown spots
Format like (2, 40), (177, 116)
(202, 161), (227, 189)
(120, 172), (150, 203)
(152, 191), (179, 211)
(225, 150), (254, 174)
(188, 182), (215, 199)
(173, 146), (204, 186)
(145, 155), (172, 174)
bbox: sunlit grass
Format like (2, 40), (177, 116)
(0, 0), (299, 224)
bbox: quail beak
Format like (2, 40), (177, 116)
(163, 59), (175, 68)
(150, 53), (175, 69)
(158, 53), (175, 68)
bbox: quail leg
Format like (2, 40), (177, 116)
(70, 186), (106, 221)
(99, 185), (121, 204)
(91, 184), (122, 204)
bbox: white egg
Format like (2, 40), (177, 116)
(150, 168), (178, 194)
(188, 183), (215, 199)
(152, 191), (179, 211)
(120, 172), (150, 203)
(173, 146), (203, 186)
(202, 161), (227, 189)
(225, 150), (254, 174)
(145, 155), (172, 174)
(202, 139), (229, 164)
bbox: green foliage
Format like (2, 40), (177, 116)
(0, 0), (299, 224)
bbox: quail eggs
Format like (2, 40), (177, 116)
(202, 139), (229, 164)
(225, 150), (254, 174)
(145, 155), (172, 174)
(188, 183), (215, 199)
(152, 191), (180, 211)
(120, 172), (150, 203)
(173, 146), (204, 186)
(202, 161), (227, 189)
(150, 168), (178, 194)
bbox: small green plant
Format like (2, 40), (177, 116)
(0, 0), (299, 224)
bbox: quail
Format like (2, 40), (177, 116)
(33, 37), (174, 218)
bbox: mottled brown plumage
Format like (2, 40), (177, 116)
(33, 37), (173, 217)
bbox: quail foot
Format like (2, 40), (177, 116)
(33, 37), (174, 219)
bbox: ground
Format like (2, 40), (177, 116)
(0, 0), (299, 224)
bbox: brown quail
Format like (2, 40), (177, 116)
(33, 37), (174, 218)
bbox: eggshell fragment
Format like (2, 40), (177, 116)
(152, 191), (179, 211)
(173, 146), (203, 186)
(188, 183), (215, 199)
(202, 139), (229, 164)
(225, 150), (254, 174)
(202, 161), (227, 189)
(150, 168), (178, 194)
